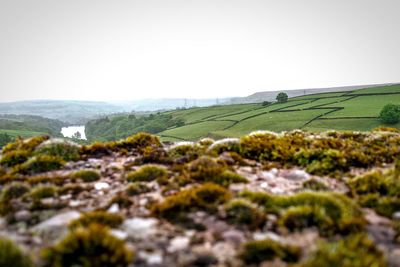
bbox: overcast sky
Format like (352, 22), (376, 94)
(0, 0), (399, 102)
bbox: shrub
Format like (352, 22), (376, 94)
(0, 150), (30, 168)
(276, 92), (288, 103)
(0, 237), (33, 267)
(1, 182), (30, 201)
(298, 234), (387, 267)
(240, 238), (300, 264)
(35, 139), (80, 161)
(16, 155), (64, 175)
(71, 169), (101, 182)
(224, 199), (265, 229)
(126, 165), (168, 182)
(152, 183), (231, 221)
(69, 211), (124, 230)
(29, 185), (57, 200)
(41, 224), (133, 267)
(380, 104), (400, 124)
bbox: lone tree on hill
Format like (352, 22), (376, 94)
(380, 104), (400, 124)
(276, 92), (288, 103)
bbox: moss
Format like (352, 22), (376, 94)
(16, 155), (64, 175)
(119, 132), (161, 150)
(27, 174), (67, 186)
(80, 141), (116, 158)
(278, 206), (335, 236)
(207, 138), (240, 155)
(41, 224), (133, 267)
(69, 211), (124, 230)
(168, 142), (203, 161)
(187, 156), (248, 186)
(29, 185), (57, 200)
(2, 136), (49, 154)
(0, 150), (30, 168)
(35, 139), (80, 161)
(152, 183), (231, 221)
(297, 234), (387, 267)
(198, 138), (214, 147)
(58, 184), (88, 196)
(224, 199), (265, 230)
(241, 191), (364, 236)
(348, 168), (400, 217)
(295, 148), (348, 175)
(239, 238), (301, 265)
(0, 237), (33, 267)
(126, 182), (152, 196)
(71, 169), (101, 182)
(126, 165), (168, 182)
(1, 182), (30, 201)
(394, 221), (400, 243)
(302, 179), (329, 191)
(108, 194), (133, 209)
(139, 146), (169, 164)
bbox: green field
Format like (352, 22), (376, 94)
(0, 129), (47, 138)
(158, 84), (400, 141)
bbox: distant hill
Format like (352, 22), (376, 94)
(0, 114), (65, 138)
(0, 100), (123, 124)
(229, 83), (399, 104)
(155, 84), (400, 141)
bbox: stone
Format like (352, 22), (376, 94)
(32, 211), (81, 241)
(108, 203), (119, 213)
(393, 211), (400, 220)
(280, 169), (309, 181)
(168, 236), (190, 252)
(14, 210), (32, 222)
(222, 230), (245, 246)
(122, 217), (158, 239)
(138, 251), (163, 265)
(94, 182), (110, 190)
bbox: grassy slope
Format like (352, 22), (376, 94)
(158, 84), (400, 141)
(0, 129), (47, 138)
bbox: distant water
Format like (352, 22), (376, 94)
(61, 126), (87, 140)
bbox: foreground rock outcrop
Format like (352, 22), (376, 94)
(0, 129), (400, 267)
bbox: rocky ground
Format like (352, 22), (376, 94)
(0, 130), (400, 267)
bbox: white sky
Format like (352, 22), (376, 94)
(0, 0), (399, 102)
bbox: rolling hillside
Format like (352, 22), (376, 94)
(158, 84), (400, 141)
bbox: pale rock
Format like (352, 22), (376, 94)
(32, 211), (81, 240)
(168, 236), (190, 252)
(14, 210), (32, 222)
(253, 231), (281, 242)
(110, 229), (128, 240)
(138, 251), (163, 265)
(122, 217), (158, 239)
(281, 169), (309, 181)
(222, 230), (245, 246)
(108, 203), (119, 213)
(211, 242), (236, 263)
(94, 182), (110, 190)
(393, 211), (400, 220)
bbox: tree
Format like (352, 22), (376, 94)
(262, 101), (271, 106)
(276, 92), (288, 103)
(72, 131), (82, 139)
(380, 104), (400, 124)
(0, 133), (13, 148)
